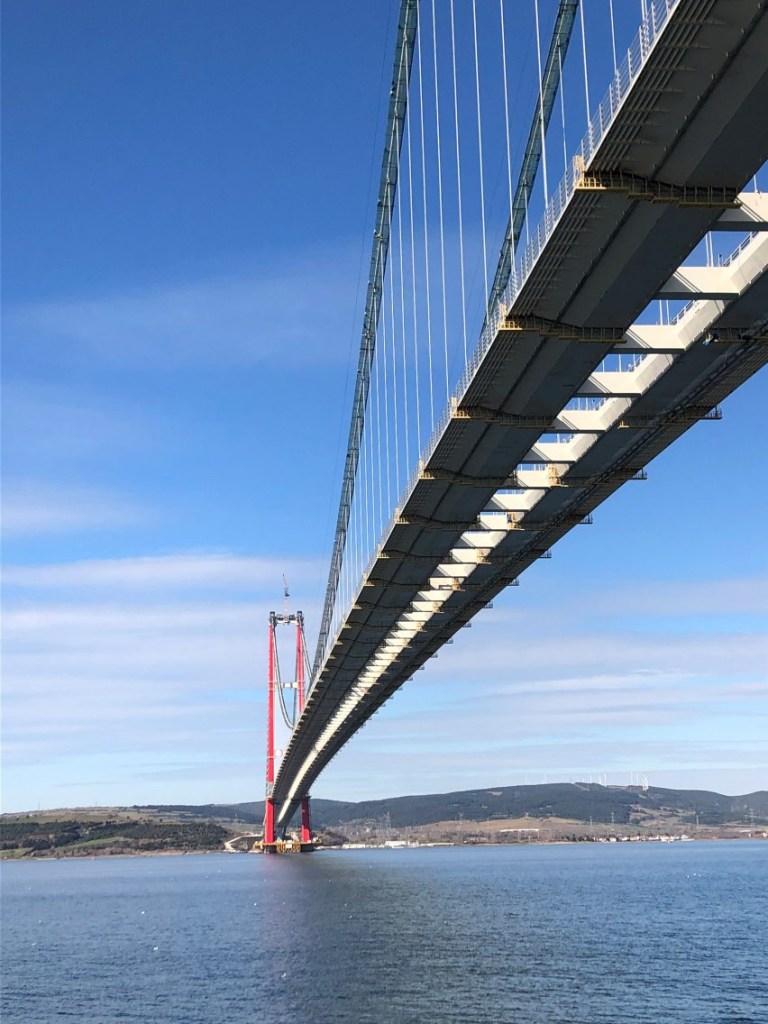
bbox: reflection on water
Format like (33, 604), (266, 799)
(2, 842), (766, 1023)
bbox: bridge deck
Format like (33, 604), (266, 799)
(273, 0), (768, 823)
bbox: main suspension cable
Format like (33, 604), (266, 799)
(313, 0), (419, 678)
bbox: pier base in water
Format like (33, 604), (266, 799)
(256, 838), (314, 854)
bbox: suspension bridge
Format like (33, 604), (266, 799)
(262, 0), (768, 847)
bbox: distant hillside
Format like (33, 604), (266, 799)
(0, 815), (228, 858)
(145, 783), (768, 829)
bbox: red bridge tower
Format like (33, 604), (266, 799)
(263, 599), (313, 853)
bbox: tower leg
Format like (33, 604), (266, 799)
(263, 612), (278, 852)
(300, 796), (313, 851)
(264, 798), (277, 849)
(297, 616), (313, 851)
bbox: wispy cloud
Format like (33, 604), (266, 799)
(583, 576), (768, 618)
(316, 738), (768, 803)
(6, 248), (357, 369)
(313, 574), (768, 800)
(1, 480), (150, 537)
(2, 553), (323, 591)
(429, 622), (768, 682)
(1, 378), (159, 464)
(473, 576), (768, 623)
(1, 553), (324, 783)
(3, 552), (766, 809)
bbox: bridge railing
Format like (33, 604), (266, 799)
(669, 228), (760, 329)
(320, 0), (683, 675)
(428, 0), (680, 457)
(450, 0), (680, 415)
(723, 230), (759, 267)
(501, 0), (679, 319)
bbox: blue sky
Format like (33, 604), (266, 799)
(2, 1), (766, 813)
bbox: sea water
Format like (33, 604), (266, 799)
(1, 840), (766, 1023)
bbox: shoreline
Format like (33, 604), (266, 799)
(4, 832), (765, 863)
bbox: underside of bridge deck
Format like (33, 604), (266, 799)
(273, 0), (768, 825)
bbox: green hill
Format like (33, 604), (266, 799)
(145, 783), (768, 829)
(3, 784), (764, 857)
(0, 815), (228, 858)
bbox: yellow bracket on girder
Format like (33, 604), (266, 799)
(575, 170), (738, 207)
